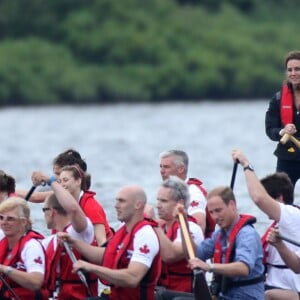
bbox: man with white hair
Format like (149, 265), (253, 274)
(159, 150), (215, 237)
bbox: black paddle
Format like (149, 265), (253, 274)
(62, 241), (93, 297)
(278, 233), (300, 248)
(0, 273), (20, 300)
(25, 179), (48, 201)
(24, 185), (37, 201)
(230, 160), (239, 190)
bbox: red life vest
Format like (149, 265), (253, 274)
(280, 84), (294, 125)
(158, 217), (196, 292)
(187, 178), (216, 238)
(101, 218), (161, 300)
(212, 215), (264, 294)
(260, 221), (277, 265)
(46, 225), (98, 300)
(0, 230), (49, 300)
(80, 190), (114, 239)
(213, 214), (256, 263)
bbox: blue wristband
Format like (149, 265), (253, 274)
(47, 175), (56, 186)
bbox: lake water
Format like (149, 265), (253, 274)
(1, 100), (297, 236)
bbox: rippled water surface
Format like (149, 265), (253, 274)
(1, 101), (296, 235)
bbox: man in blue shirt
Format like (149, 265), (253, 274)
(175, 186), (264, 300)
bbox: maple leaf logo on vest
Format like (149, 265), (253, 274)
(139, 244), (150, 254)
(190, 200), (199, 207)
(34, 256), (43, 264)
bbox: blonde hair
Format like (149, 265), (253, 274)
(0, 197), (32, 230)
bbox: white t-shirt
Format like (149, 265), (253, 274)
(187, 183), (207, 216)
(42, 217), (94, 251)
(0, 229), (4, 241)
(20, 238), (46, 274)
(266, 203), (300, 291)
(130, 225), (159, 268)
(174, 220), (204, 248)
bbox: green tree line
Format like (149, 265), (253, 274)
(0, 0), (299, 105)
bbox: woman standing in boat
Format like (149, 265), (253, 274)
(265, 50), (300, 189)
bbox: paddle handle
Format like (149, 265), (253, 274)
(230, 160), (239, 190)
(278, 233), (300, 248)
(280, 133), (300, 148)
(25, 180), (47, 201)
(0, 273), (20, 300)
(289, 135), (300, 148)
(178, 212), (213, 300)
(63, 241), (92, 295)
(178, 212), (195, 259)
(280, 133), (290, 144)
(24, 185), (37, 201)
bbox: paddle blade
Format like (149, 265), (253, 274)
(193, 269), (212, 300)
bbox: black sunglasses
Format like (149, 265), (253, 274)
(42, 207), (51, 213)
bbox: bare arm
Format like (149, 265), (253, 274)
(188, 185), (207, 234)
(51, 181), (87, 232)
(232, 149), (281, 221)
(58, 232), (105, 264)
(191, 212), (206, 234)
(267, 228), (300, 273)
(188, 258), (249, 277)
(94, 223), (107, 246)
(32, 171), (87, 232)
(16, 189), (53, 203)
(154, 226), (186, 263)
(73, 260), (149, 288)
(0, 266), (44, 291)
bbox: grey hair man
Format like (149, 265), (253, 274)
(155, 176), (204, 296)
(159, 150), (215, 237)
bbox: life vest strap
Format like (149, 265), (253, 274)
(266, 263), (288, 269)
(229, 274), (265, 287)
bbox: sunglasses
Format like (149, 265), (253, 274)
(0, 215), (24, 222)
(42, 207), (51, 213)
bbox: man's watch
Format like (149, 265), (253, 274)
(244, 164), (254, 172)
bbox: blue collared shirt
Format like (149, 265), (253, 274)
(196, 219), (264, 299)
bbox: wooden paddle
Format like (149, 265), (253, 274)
(178, 212), (212, 300)
(280, 133), (300, 149)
